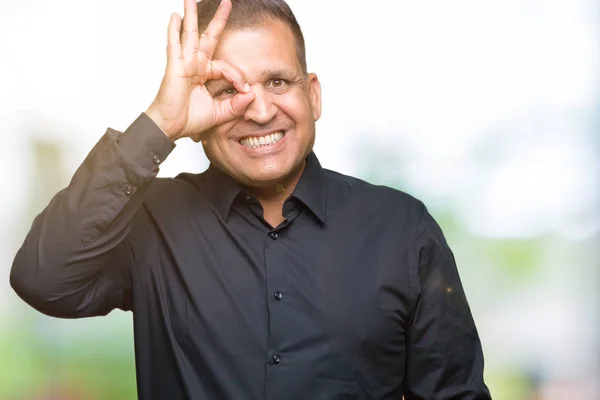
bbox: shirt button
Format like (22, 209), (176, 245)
(151, 152), (161, 165)
(272, 354), (281, 364)
(125, 184), (134, 196)
(270, 232), (279, 240)
(274, 291), (283, 301)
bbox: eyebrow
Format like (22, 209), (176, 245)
(260, 68), (296, 79)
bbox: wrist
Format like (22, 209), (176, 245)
(145, 107), (179, 142)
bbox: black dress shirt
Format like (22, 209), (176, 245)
(10, 113), (491, 400)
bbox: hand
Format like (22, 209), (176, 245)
(146, 0), (255, 142)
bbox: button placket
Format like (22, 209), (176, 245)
(264, 223), (287, 384)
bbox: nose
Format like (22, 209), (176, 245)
(243, 86), (277, 125)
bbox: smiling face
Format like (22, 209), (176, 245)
(202, 19), (322, 188)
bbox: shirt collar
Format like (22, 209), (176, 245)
(202, 151), (328, 224)
(202, 162), (245, 221)
(291, 151), (328, 224)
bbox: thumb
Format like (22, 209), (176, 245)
(214, 91), (255, 125)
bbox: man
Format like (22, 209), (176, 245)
(10, 0), (491, 398)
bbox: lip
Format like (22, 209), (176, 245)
(236, 131), (288, 156)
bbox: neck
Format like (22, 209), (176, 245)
(245, 160), (306, 227)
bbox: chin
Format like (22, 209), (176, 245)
(238, 170), (291, 187)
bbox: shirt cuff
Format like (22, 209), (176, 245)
(117, 112), (176, 171)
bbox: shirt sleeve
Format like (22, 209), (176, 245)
(9, 113), (175, 318)
(402, 202), (491, 399)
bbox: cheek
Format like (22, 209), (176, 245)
(201, 129), (232, 160)
(277, 95), (313, 127)
(205, 125), (233, 146)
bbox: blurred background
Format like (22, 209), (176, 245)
(0, 0), (598, 398)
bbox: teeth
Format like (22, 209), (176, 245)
(240, 132), (284, 149)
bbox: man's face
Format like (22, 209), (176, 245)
(202, 20), (321, 188)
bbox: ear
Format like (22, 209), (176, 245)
(306, 73), (322, 121)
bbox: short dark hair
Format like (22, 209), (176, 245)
(194, 0), (307, 74)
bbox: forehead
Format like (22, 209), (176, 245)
(213, 20), (300, 78)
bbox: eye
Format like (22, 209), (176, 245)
(267, 78), (290, 91)
(214, 87), (238, 99)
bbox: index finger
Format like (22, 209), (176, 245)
(198, 0), (232, 60)
(183, 0), (199, 35)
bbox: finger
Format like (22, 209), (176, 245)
(198, 0), (232, 60)
(215, 91), (256, 124)
(207, 60), (251, 94)
(183, 0), (199, 33)
(182, 0), (200, 57)
(167, 13), (183, 63)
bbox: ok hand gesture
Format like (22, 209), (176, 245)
(146, 0), (255, 142)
